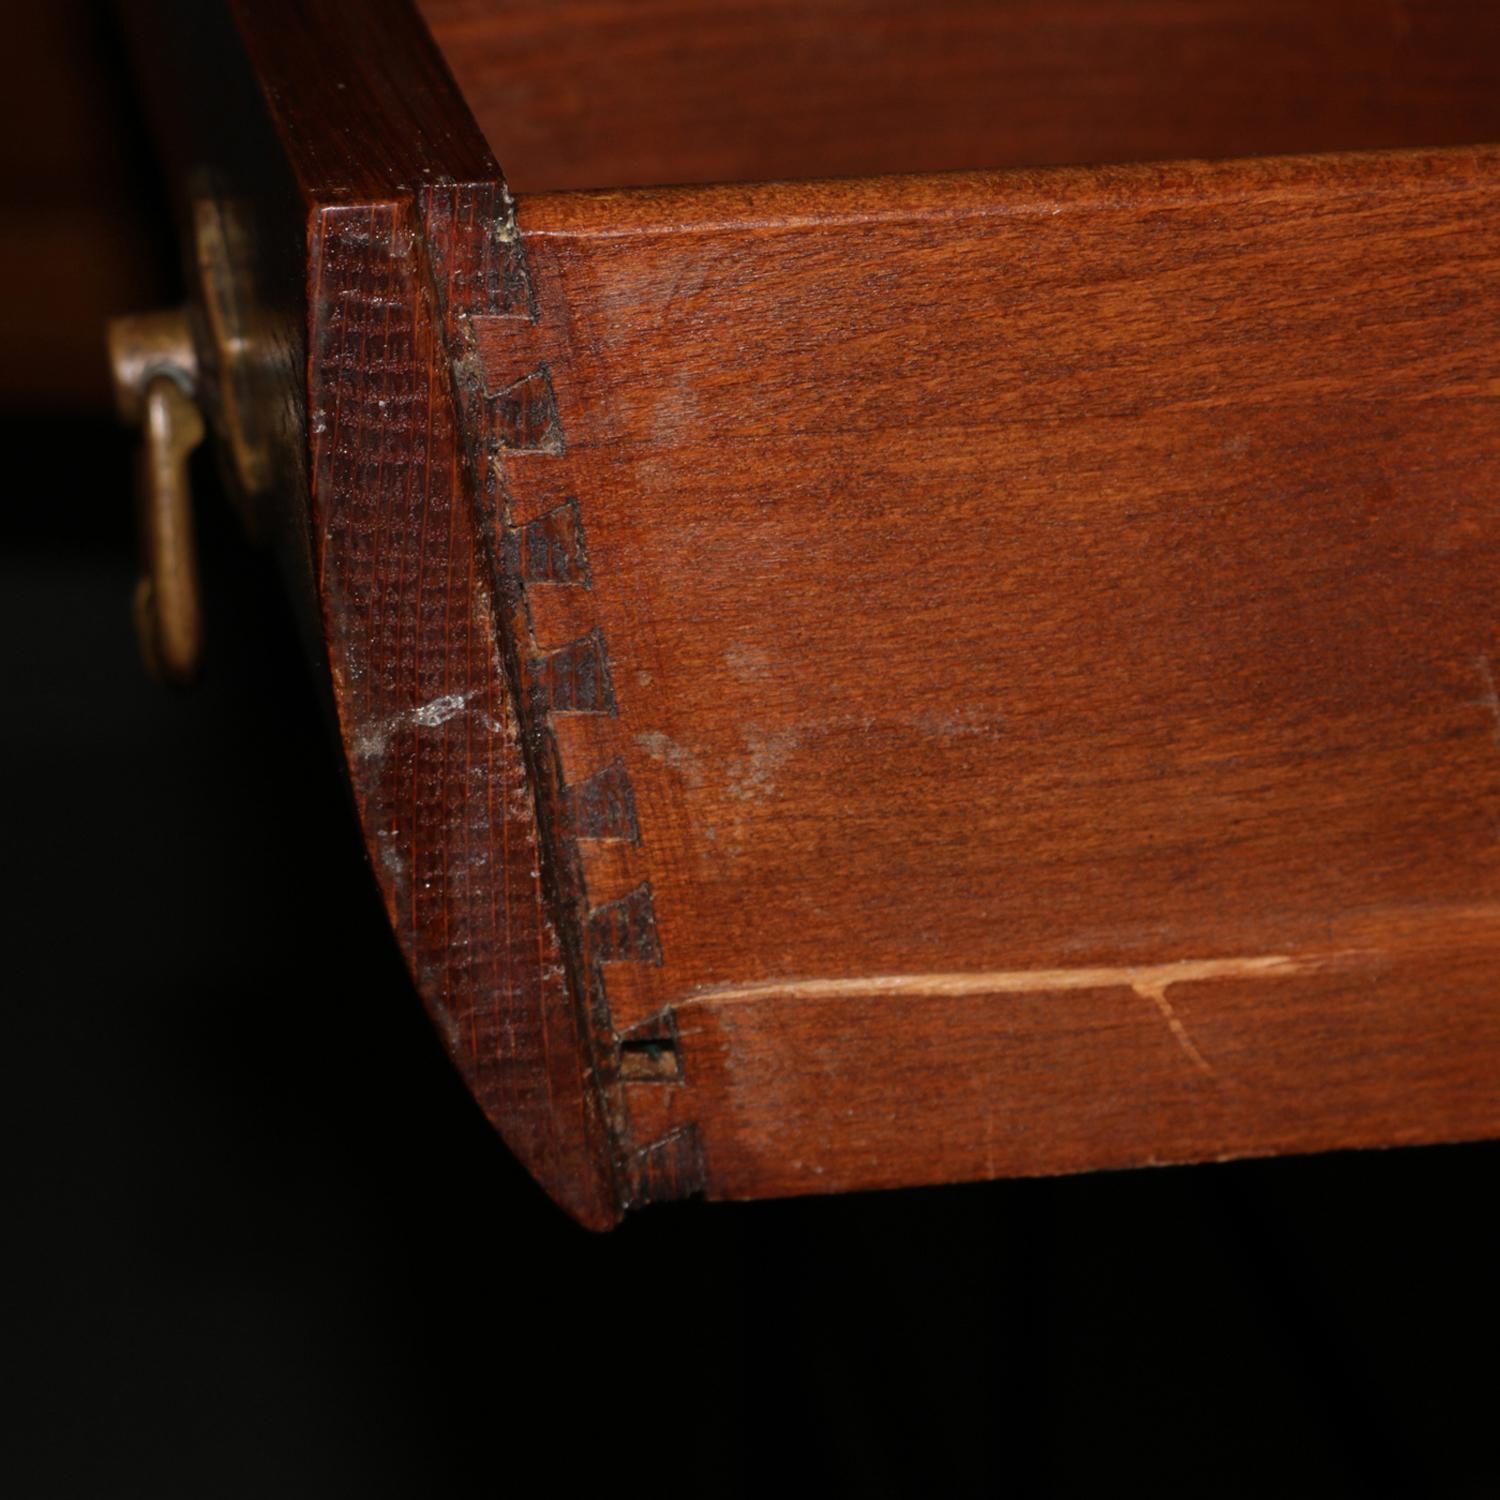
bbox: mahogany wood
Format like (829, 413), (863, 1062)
(512, 149), (1500, 1203)
(417, 0), (1500, 191)
(127, 0), (616, 1224)
(121, 0), (1500, 1224)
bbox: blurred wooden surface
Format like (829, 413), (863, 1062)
(418, 0), (1500, 191)
(1, 3), (170, 412)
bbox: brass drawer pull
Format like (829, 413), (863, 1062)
(107, 309), (205, 686)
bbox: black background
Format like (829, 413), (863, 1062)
(6, 7), (1500, 1496)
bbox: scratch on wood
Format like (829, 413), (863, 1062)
(1131, 977), (1215, 1076)
(675, 948), (1356, 1080)
(352, 690), (488, 761)
(679, 953), (1339, 1007)
(677, 952), (1355, 1078)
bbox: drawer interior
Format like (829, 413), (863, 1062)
(417, 0), (1500, 193)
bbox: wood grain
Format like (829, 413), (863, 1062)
(305, 197), (615, 1226)
(124, 0), (620, 1224)
(506, 145), (1500, 1201)
(417, 0), (1500, 192)
(125, 0), (1500, 1222)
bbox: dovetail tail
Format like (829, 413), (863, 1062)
(567, 758), (640, 842)
(627, 1125), (706, 1204)
(418, 189), (682, 1227)
(430, 197), (669, 1194)
(588, 882), (663, 964)
(507, 496), (591, 586)
(488, 365), (563, 453)
(527, 628), (617, 715)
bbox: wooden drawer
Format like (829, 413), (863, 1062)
(120, 0), (1500, 1226)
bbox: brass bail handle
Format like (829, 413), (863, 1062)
(107, 309), (206, 686)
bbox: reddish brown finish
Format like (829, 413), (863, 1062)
(305, 197), (615, 1226)
(510, 147), (1500, 1200)
(417, 0), (1500, 191)
(637, 915), (1500, 1200)
(126, 0), (619, 1224)
(124, 0), (1500, 1223)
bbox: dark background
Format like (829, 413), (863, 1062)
(7, 6), (1500, 1496)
